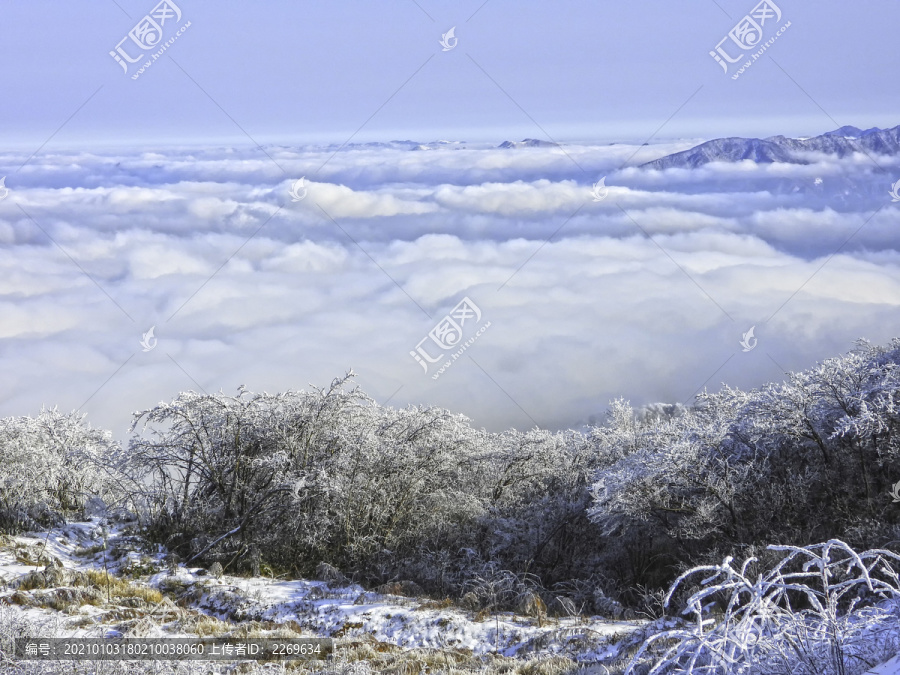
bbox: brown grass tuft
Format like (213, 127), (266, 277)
(82, 569), (163, 604)
(74, 543), (106, 557)
(5, 591), (36, 607)
(415, 597), (454, 611)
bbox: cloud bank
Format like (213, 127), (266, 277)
(1, 140), (898, 436)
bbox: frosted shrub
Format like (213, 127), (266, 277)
(0, 408), (121, 532)
(628, 540), (900, 675)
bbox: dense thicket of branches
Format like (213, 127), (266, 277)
(590, 338), (900, 598)
(121, 374), (606, 604)
(2, 339), (899, 616)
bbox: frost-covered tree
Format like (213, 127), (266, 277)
(0, 408), (121, 531)
(127, 373), (487, 579)
(125, 373), (373, 569)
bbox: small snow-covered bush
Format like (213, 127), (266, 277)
(0, 408), (122, 533)
(628, 539), (900, 675)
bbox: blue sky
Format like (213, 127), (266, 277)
(0, 0), (897, 148)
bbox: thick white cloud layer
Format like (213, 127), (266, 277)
(0, 141), (898, 437)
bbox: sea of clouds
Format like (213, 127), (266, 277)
(1, 140), (898, 436)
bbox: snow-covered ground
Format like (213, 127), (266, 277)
(6, 520), (898, 674)
(0, 519), (644, 672)
(868, 655), (900, 675)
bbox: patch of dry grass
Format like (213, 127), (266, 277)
(474, 608), (491, 622)
(195, 615), (234, 637)
(517, 655), (580, 674)
(121, 556), (161, 578)
(415, 597), (455, 611)
(42, 587), (104, 612)
(73, 542), (106, 557)
(66, 614), (98, 629)
(82, 569), (163, 604)
(14, 570), (50, 591)
(3, 590), (36, 607)
(12, 544), (54, 566)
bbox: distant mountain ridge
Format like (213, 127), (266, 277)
(498, 138), (559, 149)
(642, 125), (900, 170)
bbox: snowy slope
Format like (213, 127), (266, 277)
(1, 519), (642, 669)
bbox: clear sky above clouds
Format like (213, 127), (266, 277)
(0, 0), (898, 148)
